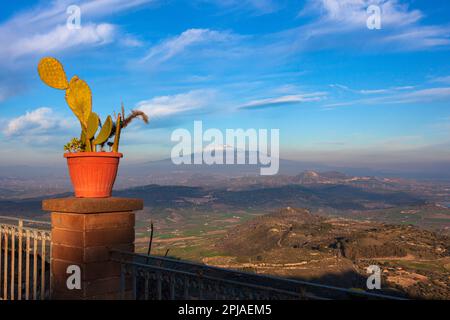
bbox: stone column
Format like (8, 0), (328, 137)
(42, 197), (143, 300)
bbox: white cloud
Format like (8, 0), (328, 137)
(0, 0), (152, 103)
(3, 107), (74, 138)
(136, 90), (216, 118)
(120, 35), (144, 47)
(329, 83), (415, 95)
(6, 23), (115, 59)
(324, 86), (450, 108)
(297, 0), (450, 50)
(240, 92), (327, 110)
(79, 0), (154, 18)
(303, 0), (422, 28)
(396, 87), (450, 103)
(141, 28), (240, 64)
(0, 0), (152, 61)
(2, 0), (153, 29)
(381, 25), (450, 49)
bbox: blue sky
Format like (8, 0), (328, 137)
(0, 0), (449, 170)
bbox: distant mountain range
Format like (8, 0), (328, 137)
(119, 154), (450, 181)
(1, 151), (449, 183)
(0, 150), (449, 200)
(0, 171), (428, 219)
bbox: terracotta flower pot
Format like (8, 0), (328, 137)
(64, 152), (123, 198)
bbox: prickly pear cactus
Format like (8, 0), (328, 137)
(65, 76), (92, 129)
(37, 57), (69, 90)
(38, 56), (149, 153)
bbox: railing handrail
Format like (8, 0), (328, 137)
(0, 216), (51, 226)
(110, 249), (407, 300)
(118, 259), (315, 299)
(0, 215), (51, 301)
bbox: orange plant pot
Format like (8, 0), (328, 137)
(64, 152), (123, 198)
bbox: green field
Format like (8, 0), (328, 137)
(134, 208), (264, 262)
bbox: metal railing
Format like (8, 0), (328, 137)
(110, 250), (406, 300)
(0, 216), (51, 300)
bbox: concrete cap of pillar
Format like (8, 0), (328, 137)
(42, 197), (144, 213)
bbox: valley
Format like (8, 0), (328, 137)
(1, 170), (449, 299)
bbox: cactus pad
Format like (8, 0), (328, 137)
(37, 57), (69, 90)
(86, 112), (99, 139)
(93, 115), (113, 146)
(65, 76), (92, 129)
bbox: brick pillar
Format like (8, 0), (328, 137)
(42, 197), (143, 300)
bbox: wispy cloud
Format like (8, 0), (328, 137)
(239, 92), (327, 110)
(430, 75), (450, 85)
(381, 25), (450, 49)
(136, 89), (216, 119)
(120, 34), (144, 47)
(325, 86), (450, 108)
(136, 1), (450, 81)
(0, 0), (152, 62)
(140, 28), (241, 64)
(296, 0), (450, 51)
(329, 83), (415, 95)
(6, 23), (115, 60)
(395, 87), (450, 103)
(78, 0), (154, 18)
(300, 0), (423, 28)
(0, 0), (153, 103)
(155, 1), (450, 74)
(3, 0), (154, 29)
